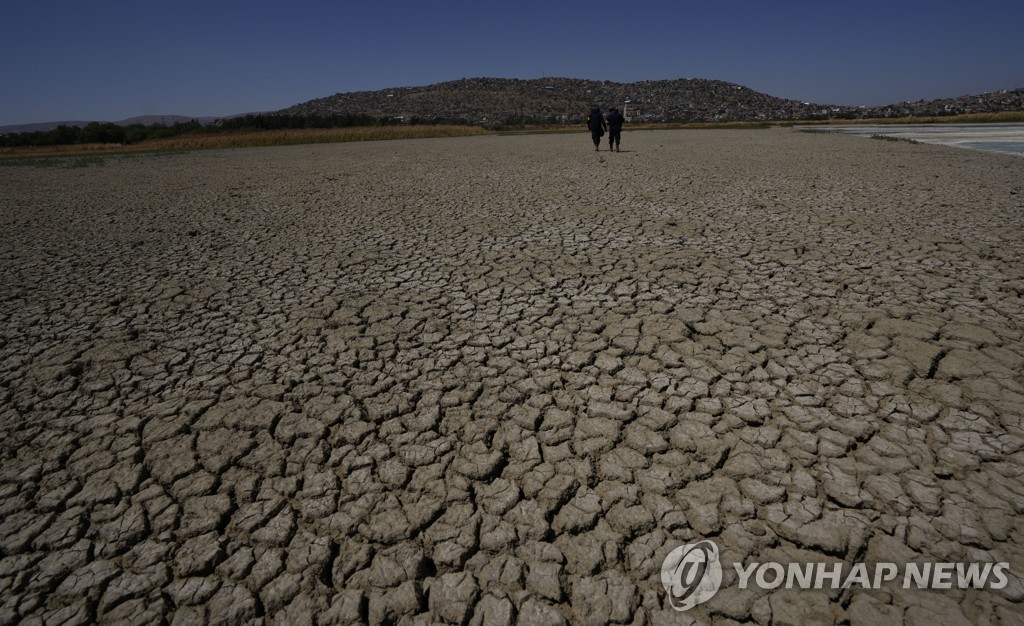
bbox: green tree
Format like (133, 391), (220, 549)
(79, 122), (125, 144)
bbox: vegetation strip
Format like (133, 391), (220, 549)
(2, 112), (1021, 161)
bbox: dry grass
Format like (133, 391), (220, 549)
(146, 125), (492, 149)
(0, 142), (131, 157)
(0, 125), (493, 159)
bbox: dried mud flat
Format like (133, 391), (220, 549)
(1, 129), (1023, 625)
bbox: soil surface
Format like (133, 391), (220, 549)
(2, 129), (1023, 624)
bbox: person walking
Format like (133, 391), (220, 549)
(586, 107), (606, 151)
(606, 107), (625, 152)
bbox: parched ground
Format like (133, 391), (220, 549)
(1, 129), (1023, 625)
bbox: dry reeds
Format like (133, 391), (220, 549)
(1, 125), (492, 159)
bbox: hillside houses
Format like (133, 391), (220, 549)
(280, 79), (1024, 126)
(281, 77), (831, 125)
(856, 88), (1024, 119)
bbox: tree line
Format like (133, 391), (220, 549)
(0, 114), (461, 147)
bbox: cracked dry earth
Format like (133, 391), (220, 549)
(1, 129), (1023, 626)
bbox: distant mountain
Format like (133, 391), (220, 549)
(116, 115), (220, 126)
(0, 120), (96, 134)
(0, 115), (218, 135)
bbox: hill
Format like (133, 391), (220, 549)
(278, 77), (834, 125)
(0, 120), (96, 134)
(4, 80), (1021, 138)
(858, 88), (1024, 119)
(280, 77), (1024, 125)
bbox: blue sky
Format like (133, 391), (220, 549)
(2, 0), (1022, 125)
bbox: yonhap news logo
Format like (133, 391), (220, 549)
(661, 539), (1012, 612)
(660, 540), (723, 611)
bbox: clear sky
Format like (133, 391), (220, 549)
(2, 0), (1022, 125)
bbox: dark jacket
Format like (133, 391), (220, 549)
(606, 109), (625, 131)
(587, 109), (605, 133)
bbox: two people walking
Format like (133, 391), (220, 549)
(587, 106), (625, 152)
